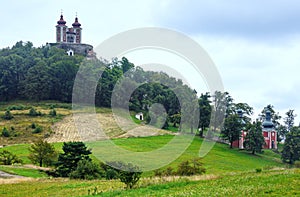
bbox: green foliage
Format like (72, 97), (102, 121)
(118, 163), (142, 189)
(28, 139), (57, 167)
(55, 141), (92, 177)
(100, 161), (142, 189)
(244, 121), (265, 154)
(6, 105), (26, 110)
(256, 168), (262, 173)
(198, 93), (211, 137)
(1, 127), (10, 137)
(31, 123), (36, 129)
(32, 126), (43, 134)
(28, 107), (42, 116)
(49, 109), (57, 116)
(0, 150), (22, 165)
(221, 114), (243, 148)
(281, 127), (300, 164)
(3, 110), (13, 120)
(176, 158), (206, 176)
(69, 159), (103, 180)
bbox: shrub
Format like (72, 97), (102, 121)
(2, 127), (10, 137)
(29, 107), (42, 116)
(32, 126), (43, 134)
(118, 163), (142, 189)
(0, 150), (22, 165)
(101, 161), (142, 189)
(49, 109), (57, 117)
(7, 105), (25, 110)
(3, 110), (13, 120)
(31, 123), (36, 129)
(176, 158), (206, 176)
(70, 159), (103, 180)
(256, 168), (262, 173)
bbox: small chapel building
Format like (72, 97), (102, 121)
(232, 110), (277, 149)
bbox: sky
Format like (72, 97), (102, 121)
(1, 0), (300, 124)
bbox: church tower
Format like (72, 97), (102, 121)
(56, 14), (67, 42)
(72, 16), (82, 43)
(262, 110), (277, 149)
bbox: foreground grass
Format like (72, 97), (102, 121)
(0, 169), (298, 197)
(98, 169), (300, 197)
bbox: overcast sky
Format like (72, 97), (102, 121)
(1, 0), (300, 124)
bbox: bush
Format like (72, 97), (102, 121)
(7, 105), (25, 110)
(2, 127), (10, 137)
(31, 123), (36, 129)
(101, 161), (142, 189)
(49, 109), (57, 117)
(118, 163), (142, 189)
(70, 159), (103, 180)
(0, 150), (22, 165)
(3, 110), (13, 120)
(176, 158), (206, 176)
(256, 168), (262, 173)
(29, 107), (42, 116)
(32, 126), (43, 134)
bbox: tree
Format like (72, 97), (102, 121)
(100, 161), (142, 189)
(243, 121), (265, 154)
(55, 142), (92, 177)
(281, 127), (300, 164)
(198, 93), (211, 137)
(0, 150), (22, 165)
(28, 139), (57, 167)
(221, 114), (243, 148)
(284, 110), (297, 132)
(118, 162), (142, 189)
(259, 105), (281, 129)
(231, 103), (253, 124)
(209, 91), (232, 138)
(69, 158), (103, 180)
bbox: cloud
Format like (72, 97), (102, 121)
(153, 0), (300, 41)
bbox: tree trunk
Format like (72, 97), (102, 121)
(39, 159), (42, 167)
(252, 150), (255, 154)
(230, 142), (233, 148)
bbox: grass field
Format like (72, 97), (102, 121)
(2, 135), (285, 177)
(0, 102), (297, 197)
(0, 169), (298, 197)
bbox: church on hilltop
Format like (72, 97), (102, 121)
(49, 13), (94, 57)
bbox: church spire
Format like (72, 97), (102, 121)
(57, 10), (66, 25)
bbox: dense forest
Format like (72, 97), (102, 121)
(0, 41), (201, 130)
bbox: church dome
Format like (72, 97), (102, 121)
(72, 17), (81, 27)
(262, 110), (274, 129)
(57, 14), (66, 25)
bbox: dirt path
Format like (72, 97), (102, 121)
(0, 170), (24, 178)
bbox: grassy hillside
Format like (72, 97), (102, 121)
(0, 101), (72, 145)
(0, 169), (298, 197)
(2, 135), (285, 177)
(0, 101), (169, 145)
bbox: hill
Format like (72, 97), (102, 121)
(0, 135), (297, 196)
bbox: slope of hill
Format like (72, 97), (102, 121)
(0, 102), (170, 145)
